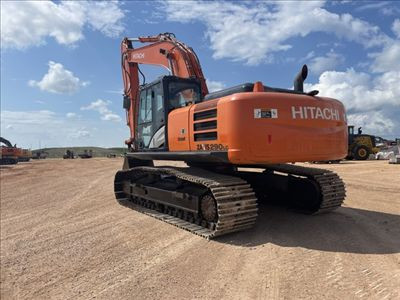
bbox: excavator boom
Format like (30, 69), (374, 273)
(121, 33), (208, 146)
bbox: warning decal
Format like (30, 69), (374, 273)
(254, 108), (278, 119)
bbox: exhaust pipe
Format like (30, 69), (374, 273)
(294, 64), (308, 92)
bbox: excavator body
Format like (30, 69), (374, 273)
(1, 137), (22, 165)
(126, 76), (347, 165)
(168, 85), (346, 164)
(0, 147), (21, 165)
(115, 33), (347, 239)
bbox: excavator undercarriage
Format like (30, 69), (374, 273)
(115, 162), (345, 239)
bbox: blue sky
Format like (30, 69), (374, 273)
(1, 1), (400, 148)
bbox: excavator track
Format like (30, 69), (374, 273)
(114, 167), (258, 239)
(263, 164), (346, 214)
(114, 163), (345, 239)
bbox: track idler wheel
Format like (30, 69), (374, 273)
(200, 194), (218, 222)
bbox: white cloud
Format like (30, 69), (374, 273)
(81, 99), (122, 122)
(309, 50), (345, 75)
(1, 110), (126, 148)
(29, 61), (89, 94)
(69, 128), (91, 139)
(161, 1), (389, 65)
(1, 1), (125, 49)
(369, 41), (400, 73)
(1, 110), (61, 125)
(66, 112), (77, 118)
(305, 69), (400, 137)
(206, 80), (226, 92)
(81, 100), (111, 115)
(101, 114), (122, 122)
(301, 51), (316, 62)
(392, 19), (400, 38)
(85, 2), (125, 37)
(381, 6), (400, 16)
(105, 89), (123, 94)
(306, 69), (400, 112)
(355, 1), (389, 11)
(347, 111), (395, 135)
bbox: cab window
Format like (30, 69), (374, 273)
(169, 82), (200, 110)
(139, 89), (152, 123)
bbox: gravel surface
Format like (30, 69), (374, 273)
(1, 158), (399, 299)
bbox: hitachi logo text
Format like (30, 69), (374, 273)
(291, 106), (340, 120)
(132, 53), (145, 59)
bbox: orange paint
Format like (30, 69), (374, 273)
(168, 91), (347, 164)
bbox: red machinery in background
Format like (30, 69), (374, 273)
(0, 137), (22, 165)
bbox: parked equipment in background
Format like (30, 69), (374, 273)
(63, 150), (75, 159)
(32, 150), (48, 159)
(389, 156), (400, 164)
(78, 149), (93, 159)
(376, 138), (400, 163)
(114, 33), (348, 239)
(374, 136), (397, 149)
(1, 137), (22, 165)
(107, 153), (117, 158)
(347, 126), (379, 160)
(389, 138), (400, 164)
(19, 149), (32, 162)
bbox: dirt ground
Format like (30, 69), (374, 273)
(1, 158), (399, 299)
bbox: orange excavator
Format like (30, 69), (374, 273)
(114, 33), (347, 238)
(1, 137), (22, 165)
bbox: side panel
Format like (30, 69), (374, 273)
(168, 106), (191, 151)
(217, 92), (348, 164)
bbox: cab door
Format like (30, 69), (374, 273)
(136, 82), (166, 150)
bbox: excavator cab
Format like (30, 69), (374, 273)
(135, 76), (201, 150)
